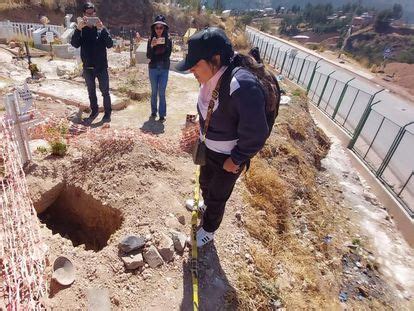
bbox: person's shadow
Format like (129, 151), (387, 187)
(140, 116), (165, 135)
(180, 243), (238, 311)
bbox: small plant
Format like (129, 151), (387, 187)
(40, 121), (70, 157)
(36, 146), (48, 154)
(118, 85), (129, 94)
(292, 89), (303, 97)
(352, 238), (361, 246)
(127, 75), (138, 85)
(50, 140), (67, 156)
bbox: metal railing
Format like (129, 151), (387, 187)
(0, 20), (64, 41)
(246, 26), (414, 217)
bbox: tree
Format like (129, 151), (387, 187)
(392, 3), (403, 20)
(280, 15), (302, 35)
(238, 12), (254, 26)
(375, 9), (393, 32)
(259, 19), (271, 32)
(291, 5), (300, 14)
(213, 0), (223, 12)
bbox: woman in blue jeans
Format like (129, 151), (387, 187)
(146, 15), (172, 122)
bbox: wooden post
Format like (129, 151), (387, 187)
(5, 94), (31, 164)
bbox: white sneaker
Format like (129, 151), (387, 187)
(185, 199), (207, 213)
(187, 228), (215, 247)
(196, 228), (215, 247)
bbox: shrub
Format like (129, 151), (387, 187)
(259, 19), (271, 32)
(50, 140), (67, 156)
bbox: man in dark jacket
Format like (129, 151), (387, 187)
(71, 2), (113, 123)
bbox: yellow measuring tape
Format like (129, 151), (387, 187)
(191, 165), (200, 310)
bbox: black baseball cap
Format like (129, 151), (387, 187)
(83, 2), (95, 12)
(151, 15), (169, 29)
(175, 27), (234, 72)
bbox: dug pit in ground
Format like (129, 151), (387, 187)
(37, 183), (123, 251)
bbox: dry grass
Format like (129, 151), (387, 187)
(232, 32), (249, 50)
(234, 84), (399, 309)
(244, 160), (291, 237)
(234, 89), (354, 309)
(0, 0), (75, 12)
(0, 2), (24, 11)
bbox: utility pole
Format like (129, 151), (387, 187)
(340, 0), (362, 56)
(214, 0), (221, 12)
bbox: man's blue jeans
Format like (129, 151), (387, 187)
(83, 68), (112, 115)
(149, 68), (169, 118)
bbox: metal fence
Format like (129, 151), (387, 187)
(246, 26), (414, 217)
(0, 21), (64, 41)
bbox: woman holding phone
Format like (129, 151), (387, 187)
(146, 15), (172, 122)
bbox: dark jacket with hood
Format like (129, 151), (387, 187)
(71, 26), (113, 71)
(146, 17), (172, 70)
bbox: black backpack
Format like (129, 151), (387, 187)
(220, 54), (281, 137)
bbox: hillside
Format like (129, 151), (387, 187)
(0, 1), (214, 35)
(211, 0), (414, 22)
(346, 29), (414, 65)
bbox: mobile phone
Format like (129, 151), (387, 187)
(157, 37), (165, 45)
(86, 17), (99, 27)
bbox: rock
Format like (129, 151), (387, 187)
(121, 251), (144, 270)
(244, 253), (253, 264)
(165, 215), (182, 230)
(357, 286), (369, 298)
(270, 299), (282, 309)
(157, 233), (174, 262)
(256, 210), (267, 218)
(363, 192), (379, 206)
(143, 246), (164, 268)
(235, 211), (242, 221)
(176, 213), (186, 225)
(56, 65), (72, 77)
(118, 236), (145, 253)
(170, 230), (187, 253)
(142, 271), (152, 280)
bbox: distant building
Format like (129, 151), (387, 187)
(221, 10), (231, 18)
(352, 14), (373, 28)
(327, 13), (338, 21)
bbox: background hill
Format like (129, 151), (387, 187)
(207, 0), (414, 22)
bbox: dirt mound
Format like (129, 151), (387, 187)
(26, 127), (196, 309)
(384, 62), (414, 97)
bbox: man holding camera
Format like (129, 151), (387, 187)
(71, 2), (113, 124)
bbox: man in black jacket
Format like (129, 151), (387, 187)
(71, 2), (113, 124)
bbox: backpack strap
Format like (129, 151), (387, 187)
(218, 65), (242, 105)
